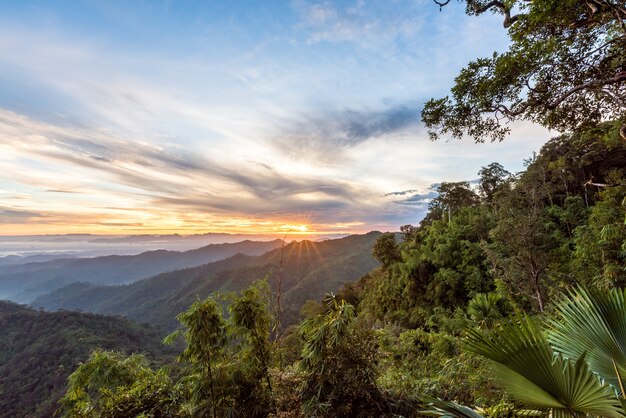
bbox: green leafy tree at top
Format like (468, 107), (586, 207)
(478, 163), (511, 204)
(423, 0), (626, 142)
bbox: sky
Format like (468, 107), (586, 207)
(0, 0), (554, 236)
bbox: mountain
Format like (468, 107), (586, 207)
(0, 301), (175, 418)
(0, 253), (78, 267)
(34, 232), (382, 331)
(0, 239), (283, 303)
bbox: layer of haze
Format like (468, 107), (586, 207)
(0, 0), (553, 235)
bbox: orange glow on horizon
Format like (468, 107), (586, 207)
(0, 216), (371, 237)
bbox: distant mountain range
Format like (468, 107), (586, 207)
(0, 301), (174, 417)
(0, 232), (349, 260)
(33, 232), (382, 331)
(0, 239), (283, 302)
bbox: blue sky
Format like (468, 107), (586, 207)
(0, 0), (553, 235)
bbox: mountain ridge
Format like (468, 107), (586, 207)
(0, 239), (284, 302)
(33, 232), (382, 331)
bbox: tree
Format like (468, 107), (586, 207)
(460, 287), (626, 418)
(466, 292), (510, 329)
(423, 0), (626, 142)
(166, 297), (227, 418)
(372, 232), (402, 268)
(477, 163), (511, 203)
(228, 280), (276, 416)
(573, 185), (626, 287)
(423, 287), (626, 418)
(484, 178), (560, 312)
(60, 350), (183, 418)
(298, 297), (387, 417)
(424, 182), (480, 225)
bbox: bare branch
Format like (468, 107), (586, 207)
(433, 0), (451, 10)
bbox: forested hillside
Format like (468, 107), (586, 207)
(0, 301), (175, 417)
(0, 239), (282, 302)
(34, 232), (381, 331)
(54, 122), (626, 417)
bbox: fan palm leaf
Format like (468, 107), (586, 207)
(547, 286), (626, 393)
(465, 315), (623, 417)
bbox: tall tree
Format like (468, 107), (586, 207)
(228, 280), (276, 416)
(425, 182), (480, 224)
(478, 162), (511, 203)
(166, 297), (227, 418)
(485, 179), (559, 312)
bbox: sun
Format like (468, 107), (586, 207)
(279, 224), (310, 233)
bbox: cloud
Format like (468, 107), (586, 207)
(397, 191), (438, 206)
(292, 0), (424, 48)
(0, 207), (49, 224)
(0, 110), (380, 231)
(270, 104), (421, 162)
(383, 189), (419, 197)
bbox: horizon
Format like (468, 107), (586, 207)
(0, 1), (554, 235)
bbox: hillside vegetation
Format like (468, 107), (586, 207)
(0, 301), (175, 418)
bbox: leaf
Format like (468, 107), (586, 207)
(465, 315), (624, 417)
(419, 395), (486, 418)
(547, 287), (626, 392)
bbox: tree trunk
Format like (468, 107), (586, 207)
(620, 122), (626, 141)
(535, 287), (544, 312)
(207, 358), (217, 418)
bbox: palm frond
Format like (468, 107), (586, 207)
(419, 396), (486, 418)
(547, 286), (626, 392)
(465, 315), (623, 417)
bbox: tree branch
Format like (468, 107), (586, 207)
(433, 0), (451, 10)
(471, 0), (525, 28)
(546, 71), (626, 109)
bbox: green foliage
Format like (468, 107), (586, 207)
(0, 301), (173, 418)
(547, 286), (626, 391)
(362, 205), (494, 327)
(60, 350), (183, 418)
(467, 292), (511, 329)
(573, 185), (626, 287)
(298, 297), (387, 417)
(422, 182), (480, 226)
(227, 280), (275, 416)
(466, 315), (624, 417)
(169, 296), (227, 418)
(377, 323), (502, 409)
(372, 232), (402, 268)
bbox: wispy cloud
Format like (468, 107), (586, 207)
(270, 104), (421, 162)
(0, 1), (555, 235)
(0, 110), (385, 233)
(292, 0), (424, 47)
